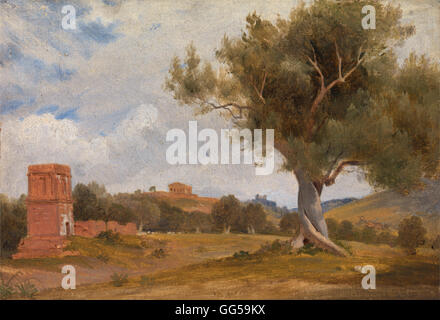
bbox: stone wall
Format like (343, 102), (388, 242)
(75, 220), (137, 237)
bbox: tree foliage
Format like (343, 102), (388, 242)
(158, 202), (186, 232)
(73, 183), (135, 226)
(211, 195), (242, 233)
(0, 194), (27, 257)
(238, 203), (267, 234)
(397, 215), (427, 255)
(211, 196), (270, 233)
(279, 212), (300, 234)
(325, 218), (397, 246)
(72, 183), (100, 221)
(165, 0), (440, 254)
(165, 0), (439, 193)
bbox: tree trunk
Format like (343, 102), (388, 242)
(138, 221), (143, 233)
(292, 169), (348, 257)
(223, 225), (231, 234)
(247, 225), (255, 234)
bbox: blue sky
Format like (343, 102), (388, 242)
(0, 0), (439, 207)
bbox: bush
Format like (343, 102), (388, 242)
(151, 248), (167, 258)
(15, 279), (38, 299)
(96, 230), (122, 244)
(0, 272), (20, 300)
(97, 253), (110, 263)
(257, 239), (292, 255)
(397, 216), (427, 255)
(232, 250), (251, 259)
(110, 273), (128, 287)
(0, 280), (15, 300)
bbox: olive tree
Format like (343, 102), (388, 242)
(165, 0), (440, 255)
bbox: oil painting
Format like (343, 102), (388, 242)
(0, 0), (439, 301)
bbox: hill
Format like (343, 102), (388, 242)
(321, 198), (357, 213)
(145, 191), (218, 214)
(325, 179), (440, 236)
(290, 197), (357, 214)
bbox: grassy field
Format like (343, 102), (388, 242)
(0, 233), (288, 292)
(3, 233), (436, 300)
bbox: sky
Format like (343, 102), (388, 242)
(0, 0), (439, 208)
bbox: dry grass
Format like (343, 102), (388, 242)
(34, 236), (439, 300)
(0, 233), (289, 291)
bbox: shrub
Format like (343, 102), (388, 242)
(110, 273), (128, 287)
(397, 216), (427, 255)
(96, 230), (122, 244)
(151, 248), (167, 258)
(97, 253), (110, 263)
(0, 283), (14, 300)
(257, 239), (292, 255)
(15, 279), (38, 299)
(232, 251), (250, 259)
(0, 273), (19, 300)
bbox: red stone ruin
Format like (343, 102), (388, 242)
(13, 163), (138, 259)
(13, 164), (76, 259)
(168, 182), (193, 195)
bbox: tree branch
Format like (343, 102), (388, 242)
(305, 42), (367, 140)
(250, 71), (267, 104)
(307, 43), (325, 90)
(260, 71), (267, 96)
(203, 101), (251, 120)
(324, 160), (363, 186)
(334, 41), (343, 80)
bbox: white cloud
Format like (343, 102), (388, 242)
(2, 0), (437, 207)
(0, 114), (107, 195)
(0, 103), (159, 196)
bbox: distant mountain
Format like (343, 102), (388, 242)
(290, 197), (357, 214)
